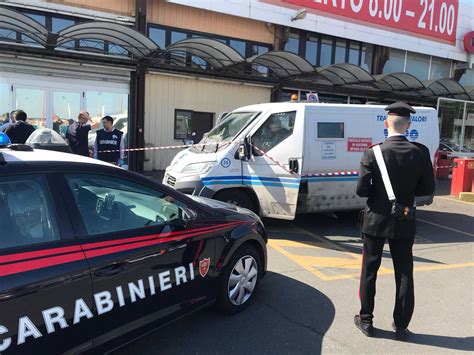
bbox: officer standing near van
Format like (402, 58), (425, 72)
(93, 115), (124, 165)
(354, 102), (435, 341)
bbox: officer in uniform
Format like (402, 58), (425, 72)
(354, 102), (435, 340)
(93, 115), (125, 165)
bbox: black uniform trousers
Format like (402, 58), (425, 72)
(359, 234), (415, 329)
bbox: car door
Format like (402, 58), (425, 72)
(243, 110), (304, 220)
(0, 173), (95, 354)
(61, 172), (217, 347)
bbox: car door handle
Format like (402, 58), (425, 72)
(94, 263), (126, 277)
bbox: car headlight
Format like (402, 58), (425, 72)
(180, 162), (215, 174)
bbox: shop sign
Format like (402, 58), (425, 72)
(265, 0), (458, 44)
(348, 137), (372, 152)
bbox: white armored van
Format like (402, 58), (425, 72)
(164, 102), (439, 220)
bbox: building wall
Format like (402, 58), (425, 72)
(46, 0), (135, 16)
(168, 0), (472, 62)
(144, 73), (271, 171)
(147, 0), (273, 44)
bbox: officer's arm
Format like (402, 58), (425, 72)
(415, 150), (435, 196)
(356, 149), (372, 197)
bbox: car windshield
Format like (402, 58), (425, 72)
(192, 111), (259, 153)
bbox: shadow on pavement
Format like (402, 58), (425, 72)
(114, 271), (335, 354)
(373, 327), (474, 351)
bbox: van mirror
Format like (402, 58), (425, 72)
(238, 137), (251, 160)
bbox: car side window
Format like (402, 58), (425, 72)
(252, 111), (296, 155)
(0, 175), (60, 249)
(66, 174), (189, 236)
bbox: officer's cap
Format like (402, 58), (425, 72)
(384, 101), (416, 118)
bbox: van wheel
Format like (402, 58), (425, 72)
(216, 245), (261, 314)
(214, 190), (256, 213)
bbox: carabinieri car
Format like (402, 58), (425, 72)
(0, 144), (267, 354)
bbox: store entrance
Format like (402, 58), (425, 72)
(438, 98), (474, 154)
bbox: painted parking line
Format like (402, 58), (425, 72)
(417, 218), (474, 237)
(269, 225), (474, 281)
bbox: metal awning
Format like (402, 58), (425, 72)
(166, 38), (244, 69)
(0, 6), (49, 46)
(374, 72), (425, 91)
(317, 63), (374, 85)
(56, 22), (158, 57)
(424, 78), (470, 99)
(247, 51), (314, 77)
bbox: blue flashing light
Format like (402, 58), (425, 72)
(0, 132), (11, 146)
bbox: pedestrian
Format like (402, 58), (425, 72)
(0, 111), (16, 132)
(93, 115), (124, 165)
(354, 102), (435, 341)
(67, 111), (98, 157)
(4, 110), (35, 144)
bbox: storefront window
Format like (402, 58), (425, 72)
(348, 41), (360, 65)
(360, 43), (373, 73)
(438, 100), (465, 150)
(85, 92), (128, 121)
(174, 109), (213, 142)
(334, 39), (346, 64)
(430, 57), (451, 80)
(149, 27), (166, 48)
(305, 35), (318, 65)
(171, 31), (187, 44)
(285, 32), (300, 54)
(383, 48), (405, 74)
(15, 87), (46, 128)
(22, 13), (46, 44)
(52, 91), (81, 132)
(463, 102), (474, 152)
(406, 52), (430, 80)
(320, 37), (333, 66)
(0, 84), (11, 122)
(0, 29), (16, 41)
(52, 17), (75, 32)
(229, 39), (246, 57)
(459, 69), (474, 87)
(251, 45), (269, 75)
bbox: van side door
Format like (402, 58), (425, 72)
(243, 109), (304, 220)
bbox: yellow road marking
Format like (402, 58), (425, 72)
(437, 196), (474, 206)
(269, 225), (474, 281)
(418, 218), (474, 237)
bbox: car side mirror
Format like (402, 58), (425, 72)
(238, 137), (251, 161)
(173, 208), (197, 229)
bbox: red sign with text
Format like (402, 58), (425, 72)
(348, 138), (372, 152)
(272, 0), (458, 44)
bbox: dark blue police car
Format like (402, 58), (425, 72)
(0, 142), (267, 354)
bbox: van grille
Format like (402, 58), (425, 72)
(166, 174), (176, 187)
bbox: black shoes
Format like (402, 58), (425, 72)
(354, 315), (374, 337)
(392, 322), (409, 341)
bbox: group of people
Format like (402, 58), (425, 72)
(1, 110), (125, 165)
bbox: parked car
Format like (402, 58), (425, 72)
(0, 144), (267, 353)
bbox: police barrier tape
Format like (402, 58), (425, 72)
(97, 141), (451, 175)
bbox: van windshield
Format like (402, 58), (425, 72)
(194, 111), (259, 152)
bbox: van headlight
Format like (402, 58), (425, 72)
(180, 162), (215, 174)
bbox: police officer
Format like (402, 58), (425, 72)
(5, 110), (35, 144)
(93, 115), (124, 165)
(354, 102), (435, 341)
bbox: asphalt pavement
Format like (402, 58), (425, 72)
(115, 181), (473, 354)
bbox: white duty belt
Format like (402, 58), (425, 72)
(373, 144), (396, 203)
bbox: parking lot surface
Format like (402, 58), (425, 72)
(115, 193), (473, 354)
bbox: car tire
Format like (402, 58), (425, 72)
(214, 190), (257, 213)
(216, 245), (261, 314)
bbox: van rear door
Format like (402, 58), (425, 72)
(244, 108), (304, 220)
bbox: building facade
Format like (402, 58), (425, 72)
(0, 0), (472, 171)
